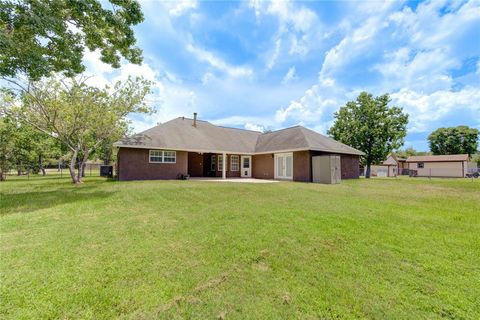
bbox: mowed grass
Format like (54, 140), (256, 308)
(1, 175), (479, 319)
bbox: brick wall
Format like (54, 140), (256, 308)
(118, 148), (187, 181)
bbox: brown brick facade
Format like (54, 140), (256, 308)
(117, 148), (188, 181)
(293, 151), (311, 182)
(339, 154), (360, 179)
(252, 154), (274, 179)
(118, 148), (360, 181)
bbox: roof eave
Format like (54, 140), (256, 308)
(114, 144), (256, 155)
(115, 144), (364, 156)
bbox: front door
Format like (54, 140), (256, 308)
(274, 153), (293, 180)
(241, 156), (251, 177)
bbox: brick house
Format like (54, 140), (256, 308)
(114, 115), (364, 182)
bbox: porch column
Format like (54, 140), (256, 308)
(222, 153), (226, 179)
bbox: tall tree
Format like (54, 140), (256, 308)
(328, 92), (408, 178)
(0, 0), (144, 80)
(4, 76), (152, 184)
(428, 126), (479, 157)
(0, 114), (16, 180)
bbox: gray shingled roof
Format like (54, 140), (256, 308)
(255, 126), (363, 155)
(114, 117), (364, 155)
(406, 154), (468, 162)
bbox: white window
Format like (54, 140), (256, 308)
(149, 150), (176, 163)
(218, 154), (223, 171)
(149, 150), (163, 163)
(211, 155), (216, 171)
(163, 151), (176, 163)
(231, 155), (239, 171)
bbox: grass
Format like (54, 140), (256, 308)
(1, 175), (479, 319)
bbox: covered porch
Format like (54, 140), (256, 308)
(187, 152), (252, 179)
(189, 177), (278, 183)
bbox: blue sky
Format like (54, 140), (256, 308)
(84, 0), (480, 151)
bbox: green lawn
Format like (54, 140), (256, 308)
(1, 175), (479, 319)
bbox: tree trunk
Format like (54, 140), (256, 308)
(0, 171), (5, 181)
(76, 152), (90, 183)
(39, 155), (46, 176)
(77, 162), (84, 182)
(17, 160), (22, 176)
(365, 162), (371, 178)
(68, 150), (80, 184)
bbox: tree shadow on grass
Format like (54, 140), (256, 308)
(2, 175), (108, 183)
(0, 184), (114, 216)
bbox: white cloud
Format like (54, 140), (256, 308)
(266, 0), (317, 34)
(211, 115), (276, 129)
(281, 66), (298, 84)
(391, 87), (480, 133)
(186, 44), (253, 77)
(275, 84), (329, 125)
(167, 0), (198, 17)
(320, 77), (335, 87)
(320, 15), (386, 79)
(373, 47), (457, 93)
(82, 49), (200, 133)
(266, 39), (281, 70)
(244, 123), (265, 132)
(281, 0), (480, 136)
(251, 0), (322, 69)
(83, 50), (114, 74)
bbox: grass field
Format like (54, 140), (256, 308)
(1, 175), (479, 319)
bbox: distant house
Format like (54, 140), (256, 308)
(382, 153), (407, 177)
(406, 155), (469, 178)
(114, 115), (364, 182)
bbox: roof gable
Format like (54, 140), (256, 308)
(254, 126), (309, 153)
(383, 154), (398, 165)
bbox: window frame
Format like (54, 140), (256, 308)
(230, 155), (239, 171)
(211, 155), (216, 171)
(162, 150), (176, 163)
(417, 162), (424, 169)
(218, 154), (223, 171)
(149, 150), (176, 164)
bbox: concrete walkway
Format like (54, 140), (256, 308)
(189, 177), (279, 183)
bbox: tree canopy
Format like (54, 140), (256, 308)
(328, 92), (408, 178)
(428, 126), (479, 157)
(0, 114), (59, 180)
(395, 147), (431, 159)
(0, 0), (144, 80)
(3, 76), (152, 183)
